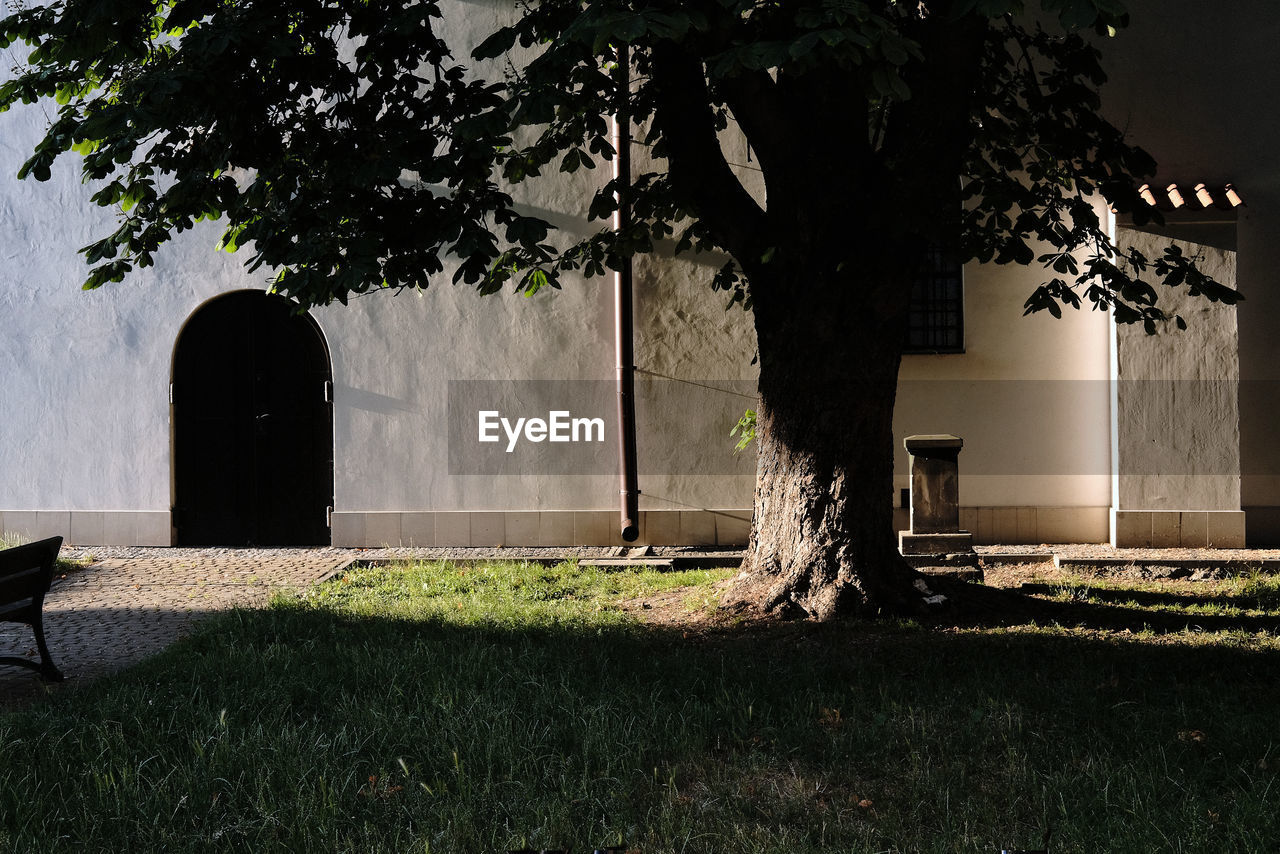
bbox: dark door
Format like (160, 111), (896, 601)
(173, 291), (333, 546)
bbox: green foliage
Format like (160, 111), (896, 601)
(730, 408), (757, 452)
(959, 16), (1240, 331)
(0, 0), (1238, 326)
(0, 0), (555, 305)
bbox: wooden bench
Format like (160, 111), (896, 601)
(0, 536), (64, 681)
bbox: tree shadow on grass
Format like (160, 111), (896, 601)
(1015, 581), (1280, 615)
(927, 576), (1280, 637)
(2, 589), (1280, 852)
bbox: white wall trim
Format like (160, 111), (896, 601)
(0, 511), (172, 546)
(8, 506), (1242, 549)
(1111, 509), (1245, 548)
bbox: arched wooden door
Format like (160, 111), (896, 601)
(172, 291), (333, 546)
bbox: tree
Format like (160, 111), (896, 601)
(0, 0), (1239, 618)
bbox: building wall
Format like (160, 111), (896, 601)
(1108, 231), (1245, 547)
(1235, 199), (1280, 544)
(0, 86), (1118, 548)
(894, 245), (1114, 544)
(1115, 230), (1240, 512)
(0, 69), (1116, 549)
(0, 64), (763, 546)
(1102, 0), (1280, 545)
(11, 3), (1273, 548)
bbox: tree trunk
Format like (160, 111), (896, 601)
(722, 261), (946, 620)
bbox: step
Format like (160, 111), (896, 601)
(899, 531), (974, 555)
(580, 558), (676, 569)
(1055, 556), (1280, 572)
(979, 552), (1055, 565)
(905, 552), (980, 569)
(916, 565), (984, 583)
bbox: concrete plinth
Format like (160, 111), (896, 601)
(905, 435), (963, 534)
(900, 434), (979, 580)
(913, 564), (984, 582)
(899, 531), (975, 555)
(903, 549), (983, 581)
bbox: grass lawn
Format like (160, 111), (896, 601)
(2, 559), (1279, 852)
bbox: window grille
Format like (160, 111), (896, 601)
(905, 246), (964, 353)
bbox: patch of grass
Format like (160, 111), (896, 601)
(0, 531), (89, 573)
(306, 559), (729, 628)
(1, 560), (1279, 852)
(1034, 572), (1280, 623)
(1233, 571), (1280, 610)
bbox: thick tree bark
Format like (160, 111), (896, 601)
(722, 262), (946, 620)
(644, 17), (982, 621)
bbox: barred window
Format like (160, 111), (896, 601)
(904, 246), (964, 353)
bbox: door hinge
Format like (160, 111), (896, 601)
(326, 505), (334, 527)
(324, 380), (333, 403)
(169, 382), (175, 405)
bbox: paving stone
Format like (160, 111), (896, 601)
(0, 552), (349, 706)
(0, 544), (741, 706)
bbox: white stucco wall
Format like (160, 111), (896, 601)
(894, 251), (1113, 516)
(1, 96), (180, 514)
(0, 12), (1113, 547)
(1103, 1), (1280, 543)
(1114, 230), (1240, 512)
(21, 2), (1279, 546)
(0, 43), (760, 536)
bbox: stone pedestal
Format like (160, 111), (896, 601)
(906, 434), (962, 533)
(899, 434), (979, 581)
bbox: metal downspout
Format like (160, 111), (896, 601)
(613, 43), (640, 542)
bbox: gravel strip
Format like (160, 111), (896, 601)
(62, 544), (1280, 565)
(59, 545), (744, 563)
(979, 543), (1280, 562)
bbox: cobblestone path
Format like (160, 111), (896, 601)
(0, 553), (352, 705)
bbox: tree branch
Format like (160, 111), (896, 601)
(879, 12), (990, 240)
(714, 68), (797, 182)
(647, 41), (767, 270)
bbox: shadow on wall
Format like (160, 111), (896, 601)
(335, 385), (421, 415)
